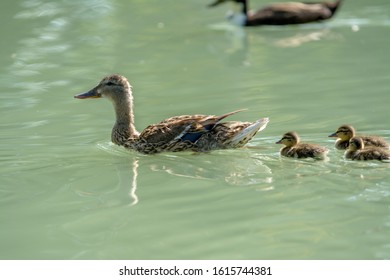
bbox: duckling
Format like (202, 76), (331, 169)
(208, 0), (342, 26)
(74, 74), (269, 154)
(276, 131), (328, 159)
(345, 137), (390, 161)
(329, 125), (389, 150)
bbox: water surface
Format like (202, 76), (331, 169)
(1, 0), (390, 259)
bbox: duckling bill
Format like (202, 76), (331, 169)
(208, 0), (342, 26)
(329, 125), (389, 150)
(345, 137), (390, 161)
(75, 74), (269, 154)
(276, 131), (328, 159)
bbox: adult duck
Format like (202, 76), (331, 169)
(208, 0), (342, 26)
(74, 74), (269, 154)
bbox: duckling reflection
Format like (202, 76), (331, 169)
(345, 137), (390, 161)
(276, 131), (328, 159)
(329, 125), (389, 150)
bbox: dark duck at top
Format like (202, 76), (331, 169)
(208, 0), (342, 26)
(74, 74), (269, 154)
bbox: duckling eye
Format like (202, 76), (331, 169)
(105, 81), (116, 86)
(339, 129), (349, 134)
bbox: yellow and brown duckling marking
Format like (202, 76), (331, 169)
(74, 74), (269, 154)
(345, 137), (390, 161)
(329, 125), (389, 150)
(276, 131), (328, 159)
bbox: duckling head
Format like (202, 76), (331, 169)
(328, 125), (355, 140)
(276, 131), (299, 147)
(348, 137), (364, 152)
(74, 74), (132, 105)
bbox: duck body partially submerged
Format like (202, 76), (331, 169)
(345, 137), (390, 161)
(329, 125), (389, 150)
(276, 131), (328, 159)
(75, 74), (269, 154)
(209, 0), (343, 26)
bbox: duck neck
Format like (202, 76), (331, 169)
(111, 93), (139, 145)
(228, 0), (247, 26)
(240, 0), (248, 15)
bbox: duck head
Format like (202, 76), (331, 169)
(74, 74), (138, 145)
(328, 125), (355, 140)
(74, 74), (132, 104)
(348, 137), (364, 152)
(276, 131), (299, 147)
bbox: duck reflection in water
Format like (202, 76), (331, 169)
(209, 21), (338, 67)
(147, 151), (273, 187)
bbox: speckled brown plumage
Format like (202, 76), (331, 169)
(345, 137), (390, 161)
(329, 125), (389, 150)
(208, 0), (342, 26)
(276, 131), (328, 159)
(74, 74), (269, 154)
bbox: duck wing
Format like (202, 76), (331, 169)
(138, 109), (246, 145)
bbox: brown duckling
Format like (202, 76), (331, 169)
(276, 131), (328, 159)
(208, 0), (342, 26)
(329, 125), (389, 150)
(74, 74), (269, 154)
(345, 137), (390, 161)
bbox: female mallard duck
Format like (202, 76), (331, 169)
(276, 131), (328, 159)
(328, 125), (389, 150)
(74, 74), (269, 154)
(345, 137), (390, 161)
(208, 0), (342, 26)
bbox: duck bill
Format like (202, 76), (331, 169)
(208, 0), (226, 7)
(74, 88), (101, 99)
(328, 132), (337, 138)
(275, 139), (282, 144)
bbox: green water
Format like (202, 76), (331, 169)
(1, 0), (390, 259)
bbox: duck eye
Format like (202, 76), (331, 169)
(106, 81), (116, 86)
